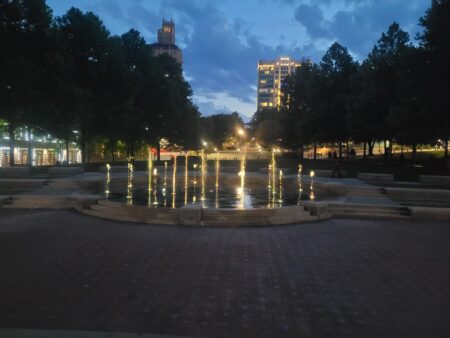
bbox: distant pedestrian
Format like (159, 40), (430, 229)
(333, 150), (337, 159)
(328, 151), (332, 159)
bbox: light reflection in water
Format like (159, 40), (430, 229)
(123, 152), (318, 208)
(237, 149), (246, 209)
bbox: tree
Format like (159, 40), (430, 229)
(347, 61), (381, 157)
(387, 46), (434, 163)
(281, 61), (322, 155)
(367, 22), (411, 161)
(0, 0), (53, 166)
(250, 108), (281, 148)
(418, 0), (450, 167)
(55, 7), (111, 162)
(318, 42), (358, 158)
(201, 112), (244, 149)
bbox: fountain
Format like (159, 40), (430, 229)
(95, 150), (328, 226)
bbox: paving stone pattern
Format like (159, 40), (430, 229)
(0, 210), (449, 338)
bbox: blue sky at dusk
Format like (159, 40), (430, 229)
(46, 0), (429, 120)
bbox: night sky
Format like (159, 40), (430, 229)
(46, 0), (430, 120)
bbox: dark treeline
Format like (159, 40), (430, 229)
(200, 112), (244, 149)
(253, 0), (449, 167)
(0, 0), (200, 165)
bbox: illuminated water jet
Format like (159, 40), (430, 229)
(105, 163), (111, 198)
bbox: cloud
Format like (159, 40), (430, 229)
(47, 0), (430, 118)
(293, 0), (428, 59)
(159, 0), (313, 116)
(295, 4), (329, 39)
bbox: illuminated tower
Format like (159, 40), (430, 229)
(151, 19), (183, 64)
(257, 56), (305, 110)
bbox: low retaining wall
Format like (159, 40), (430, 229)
(358, 173), (394, 183)
(409, 206), (450, 222)
(385, 187), (450, 207)
(0, 179), (46, 191)
(0, 167), (30, 178)
(419, 175), (450, 187)
(48, 166), (84, 178)
(84, 200), (317, 226)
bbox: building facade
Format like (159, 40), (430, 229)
(151, 19), (183, 64)
(0, 126), (81, 167)
(257, 56), (304, 110)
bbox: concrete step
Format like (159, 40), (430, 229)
(204, 216), (318, 226)
(331, 212), (411, 221)
(328, 208), (410, 217)
(329, 203), (409, 212)
(347, 191), (385, 197)
(328, 202), (411, 220)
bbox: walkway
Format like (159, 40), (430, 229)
(0, 210), (449, 338)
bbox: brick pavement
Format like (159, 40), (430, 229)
(0, 209), (449, 338)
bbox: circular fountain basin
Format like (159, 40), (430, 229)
(85, 172), (337, 226)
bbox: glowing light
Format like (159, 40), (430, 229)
(278, 170), (283, 204)
(236, 187), (243, 196)
(184, 154), (189, 205)
(201, 149), (206, 202)
(147, 147), (153, 207)
(215, 150), (220, 208)
(163, 161), (168, 207)
(105, 163), (111, 198)
(126, 158), (134, 205)
(172, 156), (177, 208)
(297, 164), (303, 205)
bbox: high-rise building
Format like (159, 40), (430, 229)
(151, 19), (183, 64)
(257, 56), (304, 110)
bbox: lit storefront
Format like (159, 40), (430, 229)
(0, 129), (81, 167)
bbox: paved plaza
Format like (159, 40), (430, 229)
(0, 210), (449, 338)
